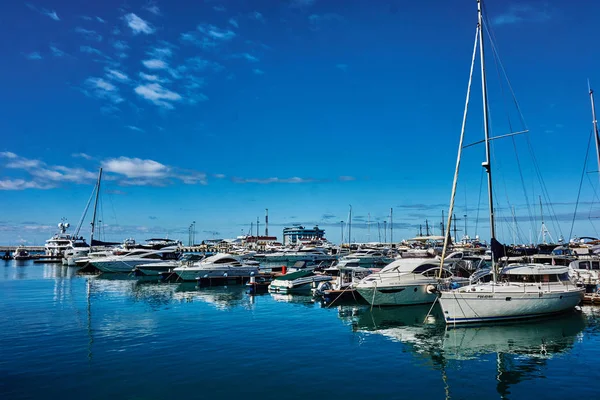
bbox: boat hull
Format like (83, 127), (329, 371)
(356, 282), (438, 306)
(438, 286), (585, 324)
(91, 259), (164, 273)
(173, 267), (260, 281)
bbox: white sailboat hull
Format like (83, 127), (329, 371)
(438, 284), (584, 324)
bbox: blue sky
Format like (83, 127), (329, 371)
(1, 0), (600, 246)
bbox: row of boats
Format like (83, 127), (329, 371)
(40, 230), (595, 327)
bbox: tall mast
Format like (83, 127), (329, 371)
(589, 85), (600, 175)
(478, 0), (495, 241)
(390, 208), (393, 244)
(89, 168), (102, 247)
(348, 205), (352, 245)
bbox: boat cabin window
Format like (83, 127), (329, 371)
(412, 263), (439, 274)
(502, 274), (561, 283)
(578, 261), (590, 270)
(142, 253), (163, 260)
(593, 261), (600, 270)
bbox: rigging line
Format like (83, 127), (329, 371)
(570, 129), (594, 241)
(74, 185), (96, 237)
(481, 7), (528, 131)
(524, 134), (564, 240)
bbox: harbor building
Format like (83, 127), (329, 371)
(282, 225), (325, 246)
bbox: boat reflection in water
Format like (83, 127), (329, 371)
(173, 282), (254, 310)
(339, 305), (587, 399)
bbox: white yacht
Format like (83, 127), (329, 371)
(341, 248), (394, 266)
(135, 254), (206, 276)
(45, 222), (88, 257)
(90, 247), (181, 273)
(568, 258), (600, 286)
(268, 269), (332, 294)
(438, 264), (584, 324)
(355, 256), (471, 306)
(172, 253), (259, 281)
(260, 246), (335, 263)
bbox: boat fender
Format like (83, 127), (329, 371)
(426, 284), (437, 294)
(316, 281), (332, 294)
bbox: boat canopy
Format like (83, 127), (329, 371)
(273, 270), (315, 281)
(502, 264), (570, 275)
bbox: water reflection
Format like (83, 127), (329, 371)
(173, 283), (253, 310)
(269, 292), (317, 307)
(339, 305), (588, 399)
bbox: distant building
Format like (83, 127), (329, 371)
(244, 236), (278, 246)
(282, 225), (325, 246)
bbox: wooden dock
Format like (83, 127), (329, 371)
(583, 293), (600, 305)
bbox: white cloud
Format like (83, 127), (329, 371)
(0, 152), (97, 189)
(80, 45), (103, 55)
(106, 68), (129, 82)
(228, 18), (239, 28)
(45, 10), (60, 21)
(26, 4), (60, 21)
(253, 68), (265, 75)
(84, 77), (123, 104)
(232, 176), (315, 184)
(493, 5), (551, 25)
(145, 5), (161, 15)
(250, 11), (265, 22)
(134, 83), (182, 109)
(72, 153), (93, 160)
(0, 152), (18, 159)
(127, 125), (144, 132)
(235, 53), (259, 62)
(49, 45), (65, 57)
(96, 16), (105, 23)
(102, 157), (169, 179)
(143, 59), (168, 69)
(198, 24), (236, 41)
(213, 5), (226, 12)
(26, 52), (42, 60)
(339, 176), (355, 181)
(0, 179), (54, 190)
(148, 47), (172, 59)
(124, 13), (155, 34)
(139, 72), (165, 82)
(75, 27), (103, 42)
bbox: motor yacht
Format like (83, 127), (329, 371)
(90, 246), (181, 273)
(172, 253), (259, 281)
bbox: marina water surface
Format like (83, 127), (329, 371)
(1, 260), (599, 399)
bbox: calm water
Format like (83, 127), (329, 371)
(1, 260), (600, 400)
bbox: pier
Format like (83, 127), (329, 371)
(0, 246), (45, 252)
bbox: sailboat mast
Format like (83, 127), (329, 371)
(478, 0), (496, 241)
(89, 168), (102, 247)
(589, 86), (600, 174)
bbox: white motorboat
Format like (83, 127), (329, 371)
(268, 269), (333, 294)
(568, 258), (600, 287)
(90, 246), (181, 273)
(341, 248), (394, 267)
(355, 257), (471, 306)
(135, 254), (206, 276)
(260, 246), (335, 263)
(13, 245), (30, 260)
(172, 253), (259, 281)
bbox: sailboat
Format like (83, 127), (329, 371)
(436, 0), (584, 324)
(63, 168), (104, 266)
